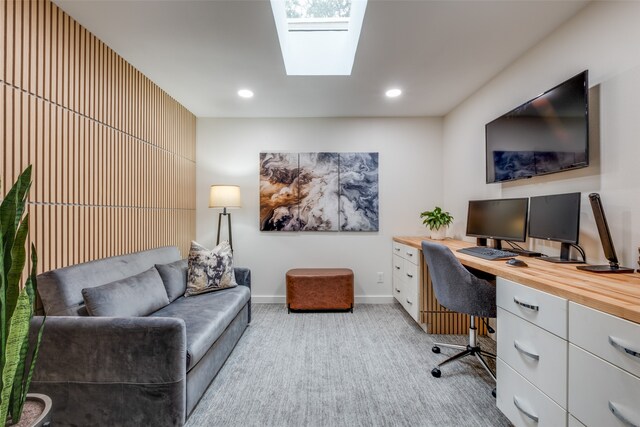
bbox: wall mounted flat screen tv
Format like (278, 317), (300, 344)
(486, 71), (589, 183)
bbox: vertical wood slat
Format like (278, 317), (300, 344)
(2, 0), (196, 274)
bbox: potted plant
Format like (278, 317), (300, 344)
(1, 166), (50, 426)
(420, 206), (453, 240)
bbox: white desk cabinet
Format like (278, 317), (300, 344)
(392, 242), (420, 322)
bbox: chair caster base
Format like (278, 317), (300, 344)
(431, 367), (441, 378)
(432, 346), (440, 354)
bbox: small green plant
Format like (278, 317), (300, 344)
(0, 165), (45, 425)
(420, 206), (453, 231)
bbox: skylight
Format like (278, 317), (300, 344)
(271, 0), (368, 75)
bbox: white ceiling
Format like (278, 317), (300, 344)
(54, 0), (589, 118)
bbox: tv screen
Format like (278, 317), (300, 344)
(466, 198), (529, 242)
(486, 71), (589, 183)
(529, 192), (581, 244)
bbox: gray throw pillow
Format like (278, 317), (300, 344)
(185, 241), (237, 296)
(82, 267), (170, 316)
(155, 259), (188, 302)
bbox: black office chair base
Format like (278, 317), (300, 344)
(431, 343), (497, 381)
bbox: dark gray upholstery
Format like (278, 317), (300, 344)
(38, 246), (180, 315)
(30, 316), (187, 426)
(151, 286), (250, 370)
(156, 259), (189, 302)
(82, 267), (170, 316)
(421, 241), (496, 318)
(31, 246), (252, 426)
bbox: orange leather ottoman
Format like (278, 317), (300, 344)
(286, 268), (354, 312)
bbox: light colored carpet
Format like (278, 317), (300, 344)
(186, 304), (511, 427)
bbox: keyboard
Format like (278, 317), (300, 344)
(457, 246), (519, 260)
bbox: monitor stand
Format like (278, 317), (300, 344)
(577, 263), (635, 273)
(476, 238), (503, 250)
(542, 242), (584, 264)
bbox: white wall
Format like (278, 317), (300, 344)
(443, 1), (640, 267)
(197, 118), (442, 302)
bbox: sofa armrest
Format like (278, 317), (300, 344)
(233, 267), (251, 289)
(31, 315), (186, 384)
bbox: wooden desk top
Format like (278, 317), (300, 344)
(394, 236), (640, 325)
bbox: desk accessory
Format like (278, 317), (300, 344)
(577, 193), (634, 273)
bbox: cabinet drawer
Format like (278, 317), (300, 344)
(392, 241), (404, 257)
(497, 358), (567, 427)
(497, 278), (568, 339)
(402, 260), (419, 320)
(569, 302), (640, 378)
(392, 254), (403, 278)
(392, 242), (419, 263)
(497, 308), (568, 408)
(569, 344), (640, 427)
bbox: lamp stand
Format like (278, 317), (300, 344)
(216, 207), (233, 251)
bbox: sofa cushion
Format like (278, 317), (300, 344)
(82, 267), (170, 317)
(38, 246), (180, 316)
(150, 286), (250, 370)
(185, 241), (237, 296)
(156, 259), (188, 302)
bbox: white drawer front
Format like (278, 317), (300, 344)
(569, 344), (640, 427)
(497, 277), (568, 339)
(402, 260), (419, 320)
(568, 415), (586, 427)
(498, 308), (568, 408)
(392, 242), (404, 257)
(497, 358), (567, 427)
(403, 245), (419, 265)
(569, 302), (640, 378)
(392, 254), (403, 279)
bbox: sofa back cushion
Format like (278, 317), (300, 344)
(82, 267), (170, 317)
(155, 259), (188, 302)
(37, 246), (180, 316)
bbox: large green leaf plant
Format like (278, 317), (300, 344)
(420, 206), (454, 231)
(0, 166), (45, 425)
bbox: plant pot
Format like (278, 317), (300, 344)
(430, 227), (447, 240)
(7, 394), (52, 427)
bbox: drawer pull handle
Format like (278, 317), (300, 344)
(406, 298), (412, 305)
(406, 252), (413, 257)
(395, 266), (401, 270)
(513, 297), (539, 312)
(513, 341), (540, 361)
(609, 336), (640, 360)
(513, 396), (539, 423)
(406, 273), (413, 278)
(395, 289), (400, 293)
(608, 401), (639, 427)
(395, 247), (400, 251)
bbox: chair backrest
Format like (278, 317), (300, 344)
(421, 241), (496, 318)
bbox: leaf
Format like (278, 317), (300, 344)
(0, 289), (31, 424)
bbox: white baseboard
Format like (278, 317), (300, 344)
(251, 295), (394, 304)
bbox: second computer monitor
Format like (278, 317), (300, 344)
(466, 198), (529, 249)
(529, 192), (582, 263)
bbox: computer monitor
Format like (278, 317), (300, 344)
(466, 198), (529, 249)
(529, 192), (583, 263)
(577, 193), (634, 273)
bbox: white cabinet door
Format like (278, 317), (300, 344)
(497, 358), (567, 427)
(498, 308), (568, 408)
(569, 302), (640, 379)
(569, 344), (640, 427)
(497, 277), (568, 339)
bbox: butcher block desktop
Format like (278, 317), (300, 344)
(394, 236), (640, 324)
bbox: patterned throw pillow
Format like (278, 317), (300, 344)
(185, 241), (237, 296)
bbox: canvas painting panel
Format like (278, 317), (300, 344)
(339, 152), (379, 231)
(298, 152), (340, 231)
(259, 152), (300, 231)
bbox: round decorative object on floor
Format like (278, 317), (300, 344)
(7, 394), (52, 427)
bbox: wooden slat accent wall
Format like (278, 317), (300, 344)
(1, 0), (196, 274)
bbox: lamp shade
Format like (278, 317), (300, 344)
(209, 185), (241, 208)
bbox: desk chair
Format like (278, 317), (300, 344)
(421, 241), (497, 382)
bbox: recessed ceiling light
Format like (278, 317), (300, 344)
(238, 89), (254, 99)
(385, 88), (402, 98)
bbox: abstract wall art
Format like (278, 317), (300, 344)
(259, 152), (379, 232)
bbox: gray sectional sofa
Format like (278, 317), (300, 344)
(30, 246), (251, 426)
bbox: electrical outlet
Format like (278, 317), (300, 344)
(377, 272), (384, 283)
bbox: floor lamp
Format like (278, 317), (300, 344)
(209, 185), (241, 251)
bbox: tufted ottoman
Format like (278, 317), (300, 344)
(286, 268), (354, 312)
